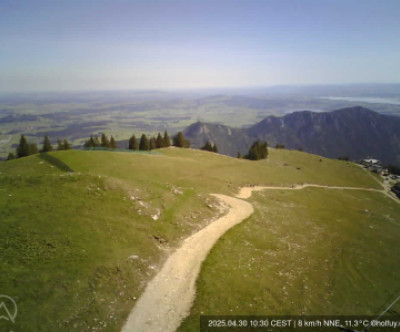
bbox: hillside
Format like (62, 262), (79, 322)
(184, 106), (400, 165)
(180, 185), (400, 330)
(1, 148), (399, 331)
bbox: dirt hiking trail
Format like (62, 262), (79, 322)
(121, 194), (253, 332)
(236, 183), (385, 199)
(122, 182), (398, 332)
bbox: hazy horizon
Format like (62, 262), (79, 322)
(1, 0), (400, 93)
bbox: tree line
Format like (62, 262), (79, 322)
(7, 131), (269, 162)
(128, 131), (171, 151)
(126, 131), (192, 151)
(237, 140), (269, 160)
(82, 130), (191, 151)
(7, 131), (191, 160)
(83, 133), (117, 148)
(198, 139), (268, 160)
(7, 135), (71, 160)
(200, 141), (218, 153)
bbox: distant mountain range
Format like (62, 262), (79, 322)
(183, 106), (400, 166)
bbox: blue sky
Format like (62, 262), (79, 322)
(1, 0), (399, 92)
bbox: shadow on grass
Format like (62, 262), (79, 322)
(38, 153), (74, 173)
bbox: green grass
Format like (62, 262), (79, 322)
(0, 173), (158, 331)
(0, 153), (222, 331)
(0, 153), (63, 177)
(0, 147), (388, 331)
(179, 188), (400, 330)
(55, 147), (380, 195)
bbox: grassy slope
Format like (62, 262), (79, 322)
(55, 148), (380, 194)
(0, 147), (386, 331)
(179, 188), (400, 330)
(0, 152), (221, 331)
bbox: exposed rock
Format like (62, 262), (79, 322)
(184, 106), (400, 166)
(171, 187), (183, 195)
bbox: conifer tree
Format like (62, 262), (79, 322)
(16, 135), (29, 158)
(84, 136), (94, 148)
(139, 134), (149, 151)
(41, 135), (53, 152)
(163, 130), (170, 147)
(237, 152), (242, 158)
(101, 133), (110, 148)
(57, 139), (64, 150)
(110, 136), (117, 149)
(7, 152), (15, 160)
(128, 135), (138, 150)
(63, 139), (71, 150)
(149, 137), (156, 150)
(247, 144), (258, 160)
(201, 141), (213, 151)
(173, 132), (190, 148)
(245, 140), (268, 160)
(260, 141), (268, 159)
(93, 135), (100, 147)
(212, 144), (218, 153)
(156, 133), (163, 148)
(28, 143), (39, 155)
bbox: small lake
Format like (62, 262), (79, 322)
(321, 96), (400, 105)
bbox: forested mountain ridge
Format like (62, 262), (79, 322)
(184, 106), (400, 166)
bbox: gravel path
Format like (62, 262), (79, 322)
(121, 194), (253, 332)
(122, 182), (399, 332)
(236, 183), (386, 199)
